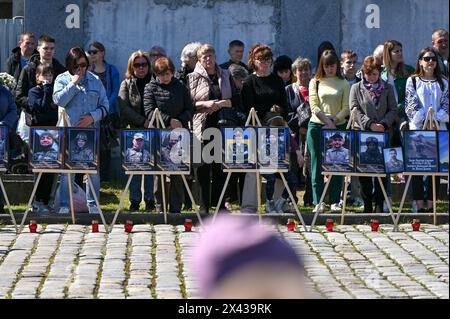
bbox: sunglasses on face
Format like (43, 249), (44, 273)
(133, 62), (149, 69)
(74, 62), (88, 70)
(257, 58), (272, 63)
(88, 49), (99, 55)
(421, 56), (437, 62)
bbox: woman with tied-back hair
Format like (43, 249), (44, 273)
(405, 47), (449, 213)
(307, 49), (350, 214)
(117, 50), (155, 212)
(176, 42), (202, 85)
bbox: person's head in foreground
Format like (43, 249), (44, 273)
(191, 215), (308, 298)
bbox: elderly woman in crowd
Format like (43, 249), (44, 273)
(307, 49), (350, 214)
(405, 47), (449, 212)
(176, 42), (202, 85)
(87, 41), (120, 182)
(351, 56), (397, 213)
(117, 50), (155, 212)
(144, 57), (194, 213)
(187, 43), (238, 213)
(53, 47), (109, 215)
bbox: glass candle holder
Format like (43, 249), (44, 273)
(370, 219), (380, 232)
(287, 219), (295, 231)
(184, 219), (193, 232)
(92, 220), (99, 233)
(29, 220), (37, 233)
(412, 219), (420, 231)
(325, 219), (334, 232)
(125, 220), (133, 233)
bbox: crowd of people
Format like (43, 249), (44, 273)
(0, 28), (448, 216)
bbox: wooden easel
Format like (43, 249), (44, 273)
(212, 108), (308, 232)
(394, 107), (446, 229)
(309, 108), (397, 231)
(0, 169), (18, 233)
(108, 108), (203, 232)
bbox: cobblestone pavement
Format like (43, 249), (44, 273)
(0, 223), (448, 299)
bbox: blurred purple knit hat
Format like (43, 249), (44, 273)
(191, 215), (303, 298)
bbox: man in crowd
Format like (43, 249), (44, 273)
(432, 28), (449, 78)
(5, 32), (38, 83)
(220, 40), (248, 71)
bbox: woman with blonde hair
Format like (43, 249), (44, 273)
(117, 50), (155, 212)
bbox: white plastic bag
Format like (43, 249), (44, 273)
(16, 111), (30, 145)
(54, 182), (89, 213)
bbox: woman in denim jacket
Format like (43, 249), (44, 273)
(53, 47), (109, 214)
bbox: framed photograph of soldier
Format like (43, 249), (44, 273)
(121, 129), (155, 171)
(356, 131), (388, 173)
(438, 131), (449, 173)
(30, 127), (64, 170)
(383, 146), (405, 174)
(157, 128), (190, 172)
(65, 128), (98, 170)
(222, 127), (257, 169)
(0, 126), (8, 171)
(321, 130), (354, 173)
(403, 130), (438, 173)
(257, 127), (290, 170)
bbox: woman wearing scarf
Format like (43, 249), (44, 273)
(350, 56), (396, 214)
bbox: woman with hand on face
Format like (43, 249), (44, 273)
(405, 47), (449, 213)
(87, 41), (120, 182)
(307, 49), (350, 214)
(118, 50), (155, 212)
(53, 47), (109, 215)
(144, 57), (194, 214)
(350, 56), (396, 213)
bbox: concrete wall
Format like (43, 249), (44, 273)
(24, 0), (449, 76)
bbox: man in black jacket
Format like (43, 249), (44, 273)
(15, 35), (66, 116)
(5, 32), (38, 83)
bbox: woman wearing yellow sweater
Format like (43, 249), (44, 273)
(307, 50), (350, 213)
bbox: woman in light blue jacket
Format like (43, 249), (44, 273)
(53, 47), (109, 214)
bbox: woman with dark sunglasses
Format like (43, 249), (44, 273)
(87, 41), (120, 182)
(405, 47), (449, 213)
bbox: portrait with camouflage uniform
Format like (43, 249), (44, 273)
(31, 128), (63, 169)
(356, 132), (388, 173)
(65, 128), (97, 170)
(158, 129), (190, 172)
(322, 130), (354, 172)
(122, 130), (154, 170)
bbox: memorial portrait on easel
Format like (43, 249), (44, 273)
(321, 130), (354, 172)
(222, 127), (256, 169)
(65, 128), (98, 170)
(30, 127), (63, 169)
(438, 131), (449, 173)
(121, 129), (155, 171)
(257, 127), (289, 170)
(403, 130), (438, 173)
(0, 126), (8, 170)
(356, 131), (388, 173)
(158, 128), (190, 172)
(383, 147), (404, 174)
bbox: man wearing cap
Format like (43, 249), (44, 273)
(34, 131), (58, 161)
(325, 133), (350, 164)
(360, 136), (383, 164)
(126, 132), (150, 163)
(226, 130), (248, 164)
(386, 148), (403, 173)
(71, 132), (94, 161)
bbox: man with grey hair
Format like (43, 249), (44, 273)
(372, 44), (384, 65)
(148, 45), (167, 78)
(175, 42), (202, 85)
(432, 28), (449, 78)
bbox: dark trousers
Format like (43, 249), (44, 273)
(35, 173), (55, 204)
(154, 175), (184, 213)
(225, 173), (246, 204)
(359, 176), (386, 213)
(412, 176), (437, 201)
(197, 163), (225, 211)
(100, 148), (111, 182)
(264, 171), (298, 201)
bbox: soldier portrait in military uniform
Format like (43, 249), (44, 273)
(324, 133), (350, 164)
(404, 130), (438, 172)
(383, 147), (404, 174)
(69, 130), (95, 162)
(32, 129), (61, 162)
(159, 129), (190, 171)
(125, 132), (150, 163)
(258, 127), (289, 169)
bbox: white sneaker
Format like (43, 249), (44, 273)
(383, 200), (390, 213)
(353, 198), (364, 209)
(330, 203), (342, 212)
(88, 206), (100, 215)
(313, 203), (326, 213)
(57, 207), (70, 215)
(412, 200), (418, 213)
(33, 201), (50, 214)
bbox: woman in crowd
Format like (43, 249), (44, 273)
(176, 42), (202, 85)
(286, 57), (313, 207)
(273, 55), (294, 86)
(87, 41), (120, 182)
(53, 47), (109, 215)
(405, 47), (449, 212)
(241, 44), (288, 121)
(117, 50), (155, 212)
(187, 44), (238, 213)
(144, 57), (194, 213)
(28, 64), (58, 214)
(350, 56), (397, 213)
(307, 49), (350, 213)
(381, 40), (415, 145)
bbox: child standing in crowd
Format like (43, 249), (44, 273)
(28, 64), (59, 214)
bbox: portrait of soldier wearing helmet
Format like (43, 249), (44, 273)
(32, 129), (60, 162)
(360, 135), (384, 165)
(70, 131), (95, 162)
